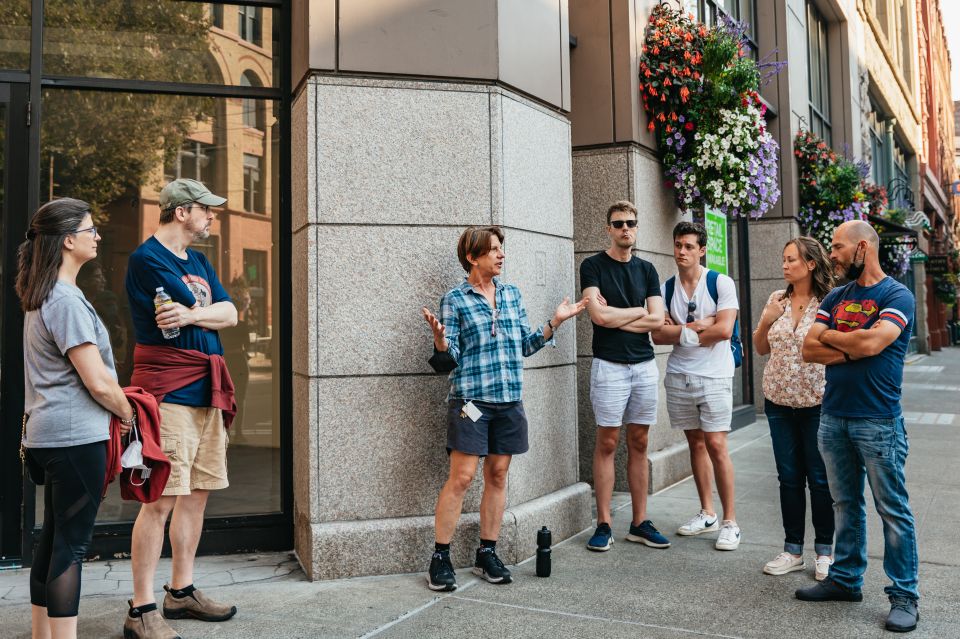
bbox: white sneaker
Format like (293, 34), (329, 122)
(763, 552), (804, 575)
(715, 520), (741, 550)
(677, 510), (720, 536)
(814, 555), (833, 581)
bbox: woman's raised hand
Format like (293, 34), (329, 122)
(422, 307), (448, 351)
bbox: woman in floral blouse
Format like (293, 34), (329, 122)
(754, 236), (836, 581)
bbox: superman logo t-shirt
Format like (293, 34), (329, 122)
(815, 276), (914, 418)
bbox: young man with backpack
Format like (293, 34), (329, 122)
(653, 221), (742, 551)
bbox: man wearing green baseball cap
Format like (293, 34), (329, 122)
(123, 178), (239, 638)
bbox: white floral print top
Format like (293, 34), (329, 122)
(761, 289), (826, 408)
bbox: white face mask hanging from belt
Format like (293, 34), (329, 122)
(120, 423), (152, 486)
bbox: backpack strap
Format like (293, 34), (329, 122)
(664, 276), (677, 323)
(705, 269), (720, 305)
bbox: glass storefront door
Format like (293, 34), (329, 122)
(1, 0), (290, 564)
(0, 81), (31, 564)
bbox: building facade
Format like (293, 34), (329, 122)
(0, 0), (953, 581)
(916, 0), (957, 349)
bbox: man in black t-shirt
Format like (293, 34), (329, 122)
(580, 201), (669, 552)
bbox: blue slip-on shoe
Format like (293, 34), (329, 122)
(586, 523), (613, 551)
(625, 520), (671, 548)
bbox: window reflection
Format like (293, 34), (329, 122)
(42, 2), (278, 87)
(39, 89), (280, 522)
(0, 0), (30, 71)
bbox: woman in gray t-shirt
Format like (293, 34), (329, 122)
(17, 198), (135, 639)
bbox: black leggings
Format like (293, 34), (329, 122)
(27, 441), (106, 618)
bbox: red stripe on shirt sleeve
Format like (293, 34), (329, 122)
(879, 312), (907, 328)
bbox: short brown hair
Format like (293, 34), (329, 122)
(159, 202), (192, 225)
(457, 226), (504, 273)
(672, 221), (707, 248)
(606, 201), (637, 225)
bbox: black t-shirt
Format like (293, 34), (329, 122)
(580, 252), (661, 364)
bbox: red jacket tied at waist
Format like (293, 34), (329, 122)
(106, 387), (171, 502)
(131, 343), (237, 430)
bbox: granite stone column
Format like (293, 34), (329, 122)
(288, 0), (596, 580)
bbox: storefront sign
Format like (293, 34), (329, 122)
(927, 254), (949, 275)
(704, 208), (728, 275)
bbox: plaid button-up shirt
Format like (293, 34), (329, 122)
(440, 278), (553, 403)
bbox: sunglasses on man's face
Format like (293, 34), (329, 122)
(610, 219), (638, 229)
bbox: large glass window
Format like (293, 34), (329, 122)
(164, 140), (219, 188)
(238, 6), (262, 46)
(0, 0), (30, 71)
(38, 89), (280, 521)
(695, 0), (758, 56)
(806, 1), (832, 145)
(42, 1), (279, 88)
(898, 0), (911, 83)
(243, 153), (264, 213)
(867, 101), (889, 188)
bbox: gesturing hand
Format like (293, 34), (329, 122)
(422, 307), (448, 351)
(553, 296), (589, 325)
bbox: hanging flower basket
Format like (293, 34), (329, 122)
(639, 3), (782, 219)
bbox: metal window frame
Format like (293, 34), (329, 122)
(2, 0), (293, 565)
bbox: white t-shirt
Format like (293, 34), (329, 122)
(661, 268), (739, 379)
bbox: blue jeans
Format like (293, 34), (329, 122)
(764, 400), (833, 556)
(818, 413), (919, 600)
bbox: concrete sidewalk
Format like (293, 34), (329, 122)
(3, 349), (960, 638)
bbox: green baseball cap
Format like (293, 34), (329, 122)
(159, 178), (226, 210)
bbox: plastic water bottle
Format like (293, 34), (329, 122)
(154, 287), (180, 339)
(536, 526), (551, 577)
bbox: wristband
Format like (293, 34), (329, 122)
(546, 319), (555, 332)
(843, 352), (852, 363)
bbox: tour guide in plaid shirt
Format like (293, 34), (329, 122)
(421, 225), (587, 592)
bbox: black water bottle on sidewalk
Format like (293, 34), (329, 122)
(536, 526), (552, 577)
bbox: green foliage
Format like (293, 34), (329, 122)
(691, 23), (760, 123)
(37, 1), (217, 221)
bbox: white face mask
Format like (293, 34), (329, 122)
(120, 426), (152, 484)
(120, 439), (146, 469)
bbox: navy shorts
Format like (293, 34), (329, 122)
(446, 400), (529, 457)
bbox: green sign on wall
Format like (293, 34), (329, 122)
(704, 208), (728, 275)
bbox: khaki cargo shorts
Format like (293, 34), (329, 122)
(159, 403), (229, 496)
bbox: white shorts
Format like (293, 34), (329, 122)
(589, 358), (659, 427)
(664, 372), (733, 433)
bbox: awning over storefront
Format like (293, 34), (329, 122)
(868, 214), (920, 246)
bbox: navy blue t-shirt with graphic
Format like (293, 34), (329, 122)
(815, 276), (914, 419)
(125, 236), (231, 407)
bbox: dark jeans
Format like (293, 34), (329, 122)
(764, 399), (834, 556)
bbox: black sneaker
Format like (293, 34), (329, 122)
(886, 596), (919, 633)
(426, 552), (457, 592)
(472, 548), (512, 584)
(795, 578), (863, 602)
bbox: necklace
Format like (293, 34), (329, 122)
(793, 295), (813, 312)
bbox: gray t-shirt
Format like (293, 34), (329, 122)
(23, 281), (116, 448)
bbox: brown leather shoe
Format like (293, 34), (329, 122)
(123, 600), (182, 639)
(162, 584), (237, 622)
